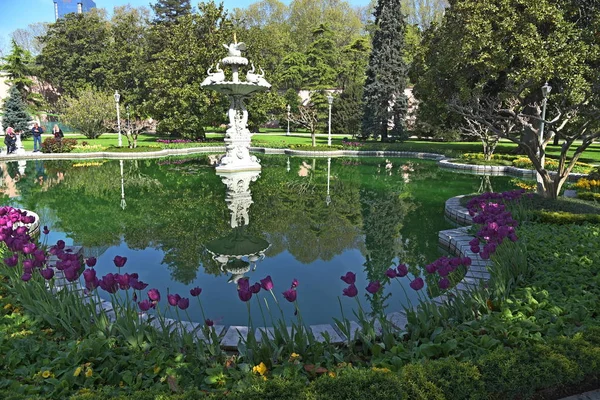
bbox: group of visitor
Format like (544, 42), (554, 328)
(3, 123), (64, 154)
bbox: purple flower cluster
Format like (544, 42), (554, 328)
(156, 139), (205, 144)
(236, 275), (299, 303)
(342, 141), (364, 148)
(466, 190), (523, 260)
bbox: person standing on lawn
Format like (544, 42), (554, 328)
(31, 122), (44, 152)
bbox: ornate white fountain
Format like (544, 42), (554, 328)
(201, 36), (271, 172)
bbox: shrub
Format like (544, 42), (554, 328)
(288, 144), (344, 151)
(41, 137), (77, 153)
(532, 211), (600, 224)
(512, 157), (593, 174)
(312, 368), (405, 400)
(577, 192), (600, 202)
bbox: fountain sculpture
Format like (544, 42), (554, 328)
(201, 37), (271, 172)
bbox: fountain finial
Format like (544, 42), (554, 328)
(233, 32), (237, 44)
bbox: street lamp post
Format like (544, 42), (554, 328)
(120, 159), (126, 210)
(327, 95), (333, 147)
(114, 91), (122, 147)
(286, 104), (291, 136)
(326, 157), (331, 206)
(537, 82), (552, 187)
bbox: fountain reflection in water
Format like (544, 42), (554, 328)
(205, 170), (270, 284)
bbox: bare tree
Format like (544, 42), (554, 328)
(450, 94), (600, 199)
(108, 117), (156, 148)
(289, 105), (320, 146)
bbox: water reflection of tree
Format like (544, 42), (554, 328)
(250, 157), (363, 264)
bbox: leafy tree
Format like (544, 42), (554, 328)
(1, 40), (41, 108)
(289, 104), (319, 146)
(106, 6), (151, 111)
(361, 0), (409, 141)
(151, 0), (192, 24)
(304, 24), (339, 88)
(1, 85), (32, 133)
(332, 81), (363, 138)
(61, 88), (114, 139)
(37, 9), (111, 97)
(401, 0), (448, 29)
(143, 1), (234, 138)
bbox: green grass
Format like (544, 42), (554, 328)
(16, 132), (600, 165)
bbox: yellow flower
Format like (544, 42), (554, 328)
(289, 352), (301, 362)
(42, 370), (51, 378)
(154, 366), (161, 374)
(252, 362), (267, 376)
(85, 368), (93, 378)
(74, 367), (82, 377)
(328, 371), (336, 378)
(371, 367), (391, 373)
(3, 303), (12, 310)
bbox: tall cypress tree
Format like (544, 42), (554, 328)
(361, 0), (409, 141)
(1, 85), (32, 134)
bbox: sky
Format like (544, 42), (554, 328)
(0, 0), (369, 55)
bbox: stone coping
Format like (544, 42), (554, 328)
(438, 158), (587, 182)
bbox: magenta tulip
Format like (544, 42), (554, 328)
(168, 294), (181, 306)
(340, 271), (356, 284)
(260, 275), (274, 291)
(366, 281), (381, 294)
(250, 282), (261, 294)
(190, 287), (202, 297)
(205, 319), (214, 327)
(138, 300), (153, 312)
(410, 277), (424, 291)
(113, 255), (127, 268)
(282, 288), (297, 302)
(342, 284), (358, 298)
(40, 268), (54, 280)
(177, 297), (190, 310)
(148, 288), (161, 302)
(86, 257), (97, 267)
(238, 288), (252, 302)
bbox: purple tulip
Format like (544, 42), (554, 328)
(116, 273), (131, 290)
(238, 288), (252, 302)
(291, 278), (299, 289)
(86, 257), (97, 267)
(190, 287), (202, 297)
(425, 263), (437, 274)
(385, 268), (398, 278)
(148, 288), (161, 302)
(340, 271), (356, 284)
(64, 267), (79, 282)
(43, 226), (50, 235)
(130, 279), (148, 291)
(4, 254), (18, 267)
(21, 272), (32, 282)
(168, 293), (181, 306)
(342, 284), (358, 297)
(397, 263), (408, 277)
(250, 282), (261, 294)
(177, 297), (190, 310)
(22, 243), (36, 254)
(366, 281), (381, 294)
(260, 275), (274, 291)
(86, 277), (99, 291)
(56, 240), (65, 250)
(138, 300), (153, 312)
(83, 268), (97, 283)
(113, 255), (127, 268)
(410, 277), (424, 291)
(205, 319), (214, 327)
(438, 277), (450, 290)
(282, 288), (297, 302)
(40, 268), (54, 280)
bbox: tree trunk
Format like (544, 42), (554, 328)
(311, 131), (316, 147)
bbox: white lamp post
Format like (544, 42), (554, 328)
(537, 82), (552, 186)
(114, 90), (122, 147)
(286, 104), (291, 136)
(327, 94), (333, 147)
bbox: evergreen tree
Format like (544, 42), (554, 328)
(151, 0), (192, 24)
(1, 39), (42, 109)
(332, 81), (364, 138)
(1, 85), (32, 134)
(361, 0), (409, 141)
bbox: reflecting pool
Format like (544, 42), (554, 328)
(0, 155), (517, 325)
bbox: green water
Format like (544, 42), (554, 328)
(1, 155), (516, 325)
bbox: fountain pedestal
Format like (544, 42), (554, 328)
(201, 41), (271, 172)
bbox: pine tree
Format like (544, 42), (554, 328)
(1, 85), (32, 134)
(151, 0), (192, 24)
(361, 0), (409, 141)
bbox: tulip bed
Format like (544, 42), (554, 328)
(1, 190), (600, 399)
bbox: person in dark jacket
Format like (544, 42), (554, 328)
(4, 127), (16, 154)
(31, 122), (44, 152)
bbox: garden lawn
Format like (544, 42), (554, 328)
(19, 132), (600, 165)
